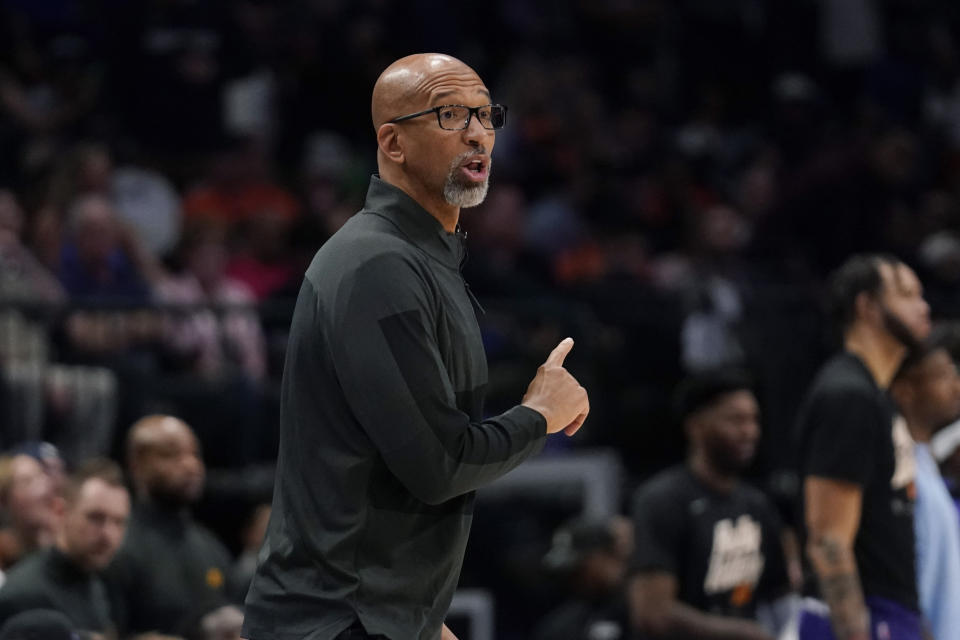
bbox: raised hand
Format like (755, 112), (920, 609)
(521, 337), (590, 436)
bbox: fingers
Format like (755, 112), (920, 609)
(563, 412), (587, 436)
(563, 391), (590, 436)
(544, 337), (574, 368)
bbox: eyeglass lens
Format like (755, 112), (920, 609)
(437, 105), (506, 130)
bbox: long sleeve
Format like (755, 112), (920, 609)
(327, 252), (546, 505)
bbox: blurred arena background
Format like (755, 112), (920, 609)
(1, 0), (959, 638)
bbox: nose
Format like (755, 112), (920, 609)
(180, 452), (203, 475)
(104, 522), (122, 546)
(741, 418), (760, 442)
(462, 113), (492, 147)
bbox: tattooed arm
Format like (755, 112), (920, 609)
(805, 476), (870, 640)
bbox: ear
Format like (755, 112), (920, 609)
(50, 494), (66, 521)
(376, 123), (404, 165)
(854, 290), (879, 324)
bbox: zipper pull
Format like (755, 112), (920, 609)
(463, 280), (486, 315)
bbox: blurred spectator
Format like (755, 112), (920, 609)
(183, 137), (300, 299)
(0, 459), (129, 634)
(0, 188), (73, 449)
(0, 311), (118, 464)
(58, 194), (163, 362)
(533, 516), (633, 640)
(890, 329), (960, 640)
(655, 204), (753, 372)
(223, 209), (299, 300)
(629, 369), (793, 640)
(0, 189), (64, 307)
(156, 222), (266, 381)
(106, 415), (232, 636)
(57, 193), (157, 302)
(0, 191), (124, 463)
(6, 444), (65, 510)
(0, 454), (61, 571)
(0, 217), (119, 459)
(45, 143), (183, 258)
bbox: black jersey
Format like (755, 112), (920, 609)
(242, 176), (547, 640)
(633, 466), (788, 618)
(797, 351), (918, 611)
(630, 466), (789, 617)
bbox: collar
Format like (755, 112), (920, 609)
(47, 547), (90, 581)
(361, 175), (466, 270)
(134, 499), (190, 531)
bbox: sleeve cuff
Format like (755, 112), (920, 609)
(500, 404), (548, 440)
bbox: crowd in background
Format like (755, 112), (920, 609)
(5, 0), (960, 637)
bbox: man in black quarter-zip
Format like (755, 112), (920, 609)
(242, 53), (591, 640)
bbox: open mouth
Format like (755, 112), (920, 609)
(460, 157), (489, 182)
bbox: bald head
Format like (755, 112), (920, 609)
(371, 53), (486, 130)
(371, 53), (497, 227)
(127, 415), (192, 460)
(126, 415), (205, 505)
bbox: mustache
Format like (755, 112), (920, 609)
(451, 147), (491, 166)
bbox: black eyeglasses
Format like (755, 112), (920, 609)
(388, 104), (508, 130)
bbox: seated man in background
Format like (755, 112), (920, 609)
(106, 414), (233, 636)
(890, 327), (960, 640)
(0, 459), (129, 635)
(629, 369), (793, 640)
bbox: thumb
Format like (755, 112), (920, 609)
(544, 337), (574, 367)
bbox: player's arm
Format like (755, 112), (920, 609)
(805, 476), (869, 640)
(629, 573), (773, 640)
(441, 623), (459, 640)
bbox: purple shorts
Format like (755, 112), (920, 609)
(797, 596), (922, 640)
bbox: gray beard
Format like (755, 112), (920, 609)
(443, 151), (490, 208)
